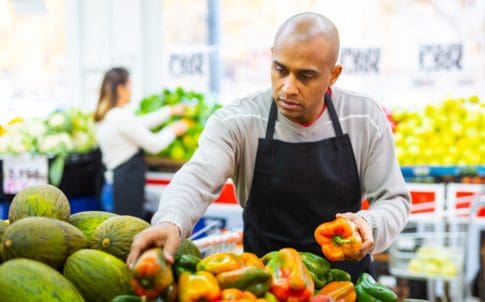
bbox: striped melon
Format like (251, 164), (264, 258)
(1, 216), (88, 269)
(9, 184), (70, 223)
(63, 249), (132, 302)
(69, 211), (117, 241)
(91, 215), (149, 260)
(0, 258), (84, 302)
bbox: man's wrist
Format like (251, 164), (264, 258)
(157, 220), (183, 239)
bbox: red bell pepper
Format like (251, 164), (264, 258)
(262, 248), (314, 302)
(130, 248), (174, 299)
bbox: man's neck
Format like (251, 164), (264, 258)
(298, 88), (331, 127)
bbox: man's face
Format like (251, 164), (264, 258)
(271, 36), (339, 123)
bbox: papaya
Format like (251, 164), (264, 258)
(91, 215), (150, 260)
(1, 216), (88, 270)
(0, 258), (84, 302)
(8, 184), (70, 223)
(64, 249), (132, 302)
(70, 211), (117, 241)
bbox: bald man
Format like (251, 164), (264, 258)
(127, 12), (410, 282)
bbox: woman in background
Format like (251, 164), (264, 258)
(94, 67), (188, 219)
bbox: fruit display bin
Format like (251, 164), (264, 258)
(389, 231), (468, 301)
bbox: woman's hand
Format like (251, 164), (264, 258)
(170, 104), (187, 116)
(169, 120), (190, 136)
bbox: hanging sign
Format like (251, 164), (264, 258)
(340, 47), (381, 74)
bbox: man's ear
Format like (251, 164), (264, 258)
(329, 64), (342, 86)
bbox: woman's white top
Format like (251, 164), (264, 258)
(95, 106), (175, 170)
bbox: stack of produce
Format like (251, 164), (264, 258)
(0, 184), (400, 302)
(0, 108), (97, 156)
(0, 184), (149, 301)
(391, 95), (483, 166)
(136, 87), (221, 162)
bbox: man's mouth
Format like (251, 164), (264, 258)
(278, 98), (302, 111)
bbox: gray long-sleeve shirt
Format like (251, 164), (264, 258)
(152, 87), (411, 253)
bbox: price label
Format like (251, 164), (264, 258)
(2, 156), (48, 194)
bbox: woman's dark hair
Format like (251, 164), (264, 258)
(94, 67), (130, 122)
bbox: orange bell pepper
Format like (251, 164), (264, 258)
(178, 271), (221, 302)
(262, 248), (314, 302)
(318, 281), (356, 302)
(314, 217), (362, 262)
(240, 252), (265, 269)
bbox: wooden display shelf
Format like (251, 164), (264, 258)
(144, 155), (187, 172)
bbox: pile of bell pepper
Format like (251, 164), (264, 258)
(123, 217), (398, 302)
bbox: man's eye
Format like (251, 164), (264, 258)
(299, 73), (313, 80)
(274, 65), (287, 74)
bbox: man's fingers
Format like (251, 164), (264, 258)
(127, 227), (164, 268)
(336, 212), (375, 260)
(163, 234), (181, 264)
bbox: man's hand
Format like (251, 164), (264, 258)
(126, 222), (182, 269)
(336, 212), (375, 261)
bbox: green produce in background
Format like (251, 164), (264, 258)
(137, 87), (221, 162)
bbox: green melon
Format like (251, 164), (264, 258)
(1, 216), (88, 270)
(63, 249), (132, 302)
(0, 219), (8, 239)
(91, 215), (150, 260)
(174, 238), (202, 259)
(70, 211), (117, 241)
(8, 184), (70, 223)
(0, 258), (84, 302)
(0, 220), (8, 263)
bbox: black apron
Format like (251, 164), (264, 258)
(243, 93), (375, 282)
(113, 150), (146, 218)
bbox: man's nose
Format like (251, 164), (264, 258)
(281, 74), (298, 96)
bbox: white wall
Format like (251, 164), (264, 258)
(66, 0), (163, 110)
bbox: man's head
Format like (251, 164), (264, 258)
(271, 13), (342, 123)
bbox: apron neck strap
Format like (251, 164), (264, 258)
(266, 101), (278, 139)
(325, 92), (343, 136)
(266, 93), (343, 139)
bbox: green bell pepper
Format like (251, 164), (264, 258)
(216, 266), (272, 297)
(328, 268), (351, 282)
(173, 254), (201, 280)
(299, 252), (331, 289)
(355, 273), (398, 302)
